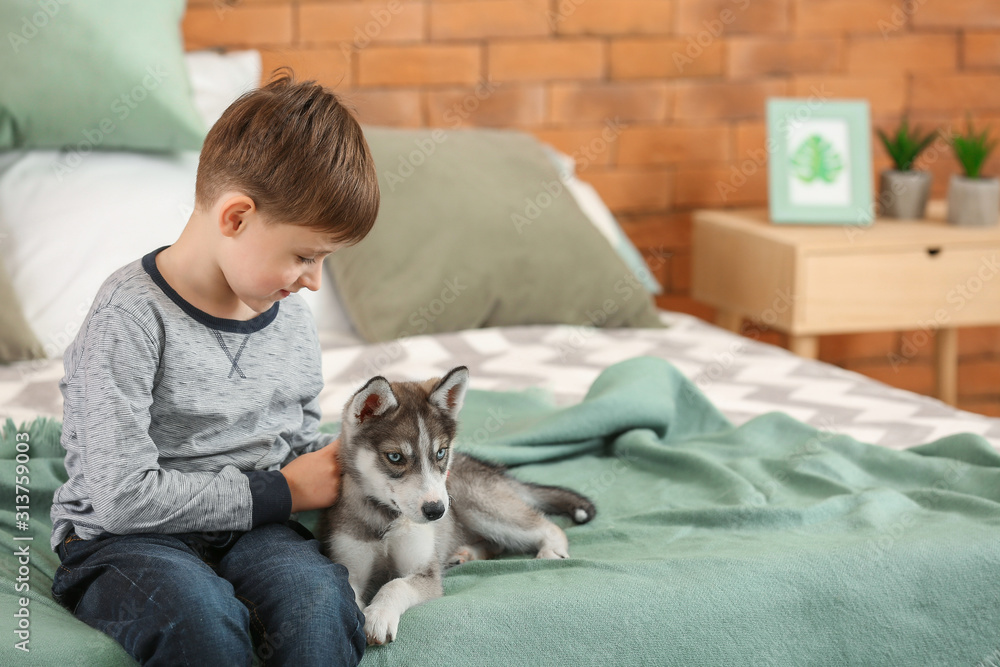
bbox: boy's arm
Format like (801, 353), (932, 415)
(285, 393), (338, 460)
(73, 308), (291, 535)
(283, 307), (338, 460)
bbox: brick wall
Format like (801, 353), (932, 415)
(183, 0), (1000, 415)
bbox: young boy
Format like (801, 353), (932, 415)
(49, 70), (380, 665)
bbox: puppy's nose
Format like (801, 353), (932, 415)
(422, 501), (445, 521)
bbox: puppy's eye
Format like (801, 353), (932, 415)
(386, 452), (403, 464)
(435, 447), (448, 461)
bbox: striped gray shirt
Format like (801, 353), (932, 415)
(50, 246), (335, 552)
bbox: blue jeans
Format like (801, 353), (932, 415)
(52, 521), (365, 666)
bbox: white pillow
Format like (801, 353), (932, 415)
(0, 150), (200, 358)
(185, 49), (262, 130)
(0, 50), (360, 360)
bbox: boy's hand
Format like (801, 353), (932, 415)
(280, 437), (343, 513)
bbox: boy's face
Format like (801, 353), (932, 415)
(221, 210), (342, 314)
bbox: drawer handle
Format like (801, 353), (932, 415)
(927, 247), (942, 257)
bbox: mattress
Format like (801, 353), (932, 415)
(4, 310), (998, 452)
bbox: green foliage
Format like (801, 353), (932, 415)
(790, 134), (844, 184)
(876, 117), (937, 172)
(951, 116), (998, 179)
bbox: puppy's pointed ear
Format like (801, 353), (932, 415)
(347, 376), (398, 427)
(428, 366), (469, 418)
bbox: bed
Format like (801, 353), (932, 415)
(2, 23), (1000, 667)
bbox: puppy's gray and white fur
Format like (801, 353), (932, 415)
(317, 366), (596, 646)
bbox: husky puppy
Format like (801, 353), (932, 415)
(316, 366), (596, 645)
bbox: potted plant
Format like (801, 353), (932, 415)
(947, 117), (1000, 227)
(876, 117), (937, 219)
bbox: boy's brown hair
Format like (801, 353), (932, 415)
(195, 68), (379, 246)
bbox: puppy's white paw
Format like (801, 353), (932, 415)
(363, 603), (400, 645)
(448, 543), (491, 567)
(448, 546), (473, 567)
(536, 547), (569, 559)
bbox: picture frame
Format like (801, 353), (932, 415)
(766, 98), (874, 226)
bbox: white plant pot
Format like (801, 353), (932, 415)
(878, 170), (931, 219)
(947, 175), (1000, 227)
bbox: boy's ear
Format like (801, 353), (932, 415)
(427, 366), (469, 418)
(347, 376), (398, 427)
(218, 194), (256, 237)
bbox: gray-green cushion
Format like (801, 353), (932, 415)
(0, 253), (44, 363)
(0, 0), (206, 151)
(330, 127), (664, 342)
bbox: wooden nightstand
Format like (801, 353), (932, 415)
(691, 203), (1000, 405)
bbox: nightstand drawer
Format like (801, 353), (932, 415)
(800, 245), (1000, 332)
(693, 206), (1000, 406)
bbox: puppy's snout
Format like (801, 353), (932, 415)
(422, 500), (445, 521)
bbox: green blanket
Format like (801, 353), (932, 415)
(2, 357), (999, 665)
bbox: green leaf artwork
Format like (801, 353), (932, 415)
(790, 134), (844, 184)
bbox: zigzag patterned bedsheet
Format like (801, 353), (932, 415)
(5, 311), (998, 453)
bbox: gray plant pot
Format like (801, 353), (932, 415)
(879, 170), (931, 219)
(947, 175), (1000, 227)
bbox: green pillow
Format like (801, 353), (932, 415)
(329, 127), (664, 343)
(0, 254), (44, 363)
(0, 0), (206, 151)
